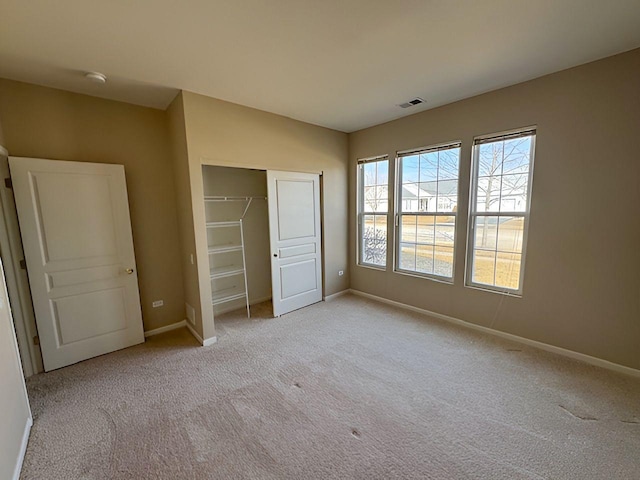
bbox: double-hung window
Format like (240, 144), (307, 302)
(396, 143), (461, 280)
(357, 156), (389, 268)
(466, 128), (536, 294)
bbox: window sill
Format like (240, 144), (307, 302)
(393, 268), (454, 285)
(356, 263), (387, 272)
(464, 282), (523, 298)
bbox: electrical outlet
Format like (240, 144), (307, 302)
(338, 270), (344, 276)
(152, 300), (164, 308)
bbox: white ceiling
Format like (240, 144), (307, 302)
(1, 0), (640, 132)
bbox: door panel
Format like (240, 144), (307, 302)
(275, 179), (316, 240)
(9, 157), (144, 371)
(268, 171), (322, 317)
(280, 259), (318, 298)
(35, 172), (118, 262)
(54, 288), (128, 345)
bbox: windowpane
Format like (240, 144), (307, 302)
(376, 185), (389, 212)
(361, 214), (386, 266)
(400, 183), (418, 212)
(434, 246), (454, 278)
(376, 160), (389, 185)
(495, 252), (521, 290)
(419, 182), (437, 212)
(434, 221), (455, 246)
(478, 142), (504, 177)
(363, 186), (375, 212)
(472, 250), (496, 286)
(416, 215), (435, 244)
(399, 243), (416, 270)
(438, 148), (460, 180)
(437, 179), (457, 213)
(496, 217), (524, 253)
(502, 137), (531, 175)
(416, 244), (434, 274)
(476, 176), (501, 212)
(467, 129), (535, 293)
(474, 216), (498, 250)
(402, 155), (419, 183)
(500, 174), (528, 212)
(397, 144), (460, 281)
(358, 157), (389, 268)
(363, 162), (376, 186)
(401, 215), (417, 243)
(419, 151), (438, 182)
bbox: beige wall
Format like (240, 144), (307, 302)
(0, 115), (5, 147)
(166, 93), (202, 335)
(202, 166), (271, 313)
(0, 79), (185, 332)
(179, 91), (349, 337)
(349, 48), (640, 370)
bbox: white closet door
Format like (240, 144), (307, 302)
(9, 157), (144, 371)
(267, 170), (322, 317)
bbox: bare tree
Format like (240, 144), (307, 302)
(364, 170), (387, 212)
(476, 138), (530, 247)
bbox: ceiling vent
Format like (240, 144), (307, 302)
(398, 97), (425, 108)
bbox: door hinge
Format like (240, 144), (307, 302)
(19, 259), (27, 270)
(4, 177), (12, 189)
(33, 335), (40, 346)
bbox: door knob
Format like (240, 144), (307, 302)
(273, 253), (278, 257)
(125, 268), (134, 274)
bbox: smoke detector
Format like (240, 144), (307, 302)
(85, 72), (107, 84)
(398, 97), (425, 108)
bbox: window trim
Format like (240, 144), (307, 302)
(393, 141), (462, 283)
(356, 155), (389, 270)
(464, 126), (537, 296)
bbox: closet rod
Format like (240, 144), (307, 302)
(204, 196), (267, 202)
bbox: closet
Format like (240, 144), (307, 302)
(203, 166), (272, 318)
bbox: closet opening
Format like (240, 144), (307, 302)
(203, 165), (271, 318)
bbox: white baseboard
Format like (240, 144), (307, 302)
(185, 320), (217, 347)
(202, 336), (218, 347)
(13, 415), (32, 480)
(324, 289), (350, 302)
(349, 289), (640, 378)
(144, 320), (187, 338)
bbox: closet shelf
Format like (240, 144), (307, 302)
(212, 286), (247, 305)
(208, 243), (243, 254)
(205, 191), (254, 318)
(204, 196), (266, 202)
(207, 221), (241, 228)
(210, 266), (245, 279)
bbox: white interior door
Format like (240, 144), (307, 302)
(0, 258), (32, 480)
(9, 157), (144, 371)
(267, 170), (322, 317)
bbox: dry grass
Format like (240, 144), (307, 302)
(364, 217), (523, 289)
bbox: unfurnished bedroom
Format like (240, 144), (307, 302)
(0, 1), (639, 479)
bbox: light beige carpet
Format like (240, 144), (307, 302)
(21, 295), (640, 479)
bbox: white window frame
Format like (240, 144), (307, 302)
(465, 127), (536, 296)
(357, 155), (389, 269)
(394, 141), (462, 283)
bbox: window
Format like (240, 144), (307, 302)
(357, 156), (389, 268)
(466, 128), (536, 294)
(396, 143), (461, 280)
